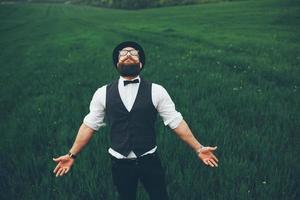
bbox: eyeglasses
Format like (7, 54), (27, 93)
(119, 49), (139, 57)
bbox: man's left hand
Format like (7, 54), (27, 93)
(198, 146), (219, 167)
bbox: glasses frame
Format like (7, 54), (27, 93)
(118, 49), (139, 57)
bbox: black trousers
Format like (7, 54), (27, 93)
(110, 152), (169, 200)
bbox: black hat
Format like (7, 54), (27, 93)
(112, 41), (145, 70)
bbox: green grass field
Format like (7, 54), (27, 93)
(0, 0), (299, 199)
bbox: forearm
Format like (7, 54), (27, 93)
(173, 119), (203, 152)
(69, 123), (95, 155)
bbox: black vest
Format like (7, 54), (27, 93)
(106, 77), (158, 157)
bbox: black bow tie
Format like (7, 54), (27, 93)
(124, 79), (139, 86)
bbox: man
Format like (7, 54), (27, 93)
(53, 41), (219, 200)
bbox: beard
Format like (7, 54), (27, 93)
(117, 62), (141, 77)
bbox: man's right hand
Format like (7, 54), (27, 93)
(52, 154), (74, 177)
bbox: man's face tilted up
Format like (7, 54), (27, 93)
(117, 47), (143, 78)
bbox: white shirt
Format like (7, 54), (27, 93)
(83, 75), (183, 159)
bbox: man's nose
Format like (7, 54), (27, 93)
(124, 55), (131, 60)
(126, 52), (134, 57)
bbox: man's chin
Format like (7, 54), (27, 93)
(117, 63), (141, 77)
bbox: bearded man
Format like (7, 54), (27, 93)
(53, 41), (219, 200)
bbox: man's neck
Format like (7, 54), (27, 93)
(121, 75), (139, 80)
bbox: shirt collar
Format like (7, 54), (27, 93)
(119, 75), (141, 82)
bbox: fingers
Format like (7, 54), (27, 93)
(56, 167), (64, 177)
(208, 146), (217, 151)
(54, 165), (70, 177)
(59, 168), (67, 176)
(210, 159), (218, 167)
(200, 146), (218, 153)
(202, 157), (218, 168)
(53, 163), (61, 174)
(65, 168), (70, 174)
(212, 154), (219, 162)
(203, 159), (209, 166)
(207, 160), (216, 167)
(202, 159), (212, 167)
(53, 157), (61, 162)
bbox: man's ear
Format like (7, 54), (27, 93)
(140, 63), (143, 69)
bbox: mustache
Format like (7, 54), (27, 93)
(119, 56), (139, 64)
(117, 62), (140, 69)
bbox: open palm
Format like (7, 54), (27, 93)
(53, 155), (74, 177)
(198, 146), (219, 167)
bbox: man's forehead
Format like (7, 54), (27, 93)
(121, 47), (136, 51)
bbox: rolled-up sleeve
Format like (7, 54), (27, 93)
(152, 84), (183, 130)
(83, 85), (107, 131)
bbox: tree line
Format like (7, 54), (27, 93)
(70, 0), (211, 9)
(1, 0), (245, 9)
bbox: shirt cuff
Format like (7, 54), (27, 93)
(166, 114), (183, 129)
(83, 118), (106, 131)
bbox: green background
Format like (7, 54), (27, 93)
(0, 0), (299, 199)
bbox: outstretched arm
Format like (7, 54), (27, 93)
(153, 84), (219, 167)
(173, 120), (219, 167)
(69, 123), (95, 155)
(52, 123), (95, 177)
(52, 86), (106, 177)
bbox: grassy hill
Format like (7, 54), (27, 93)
(0, 0), (299, 199)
